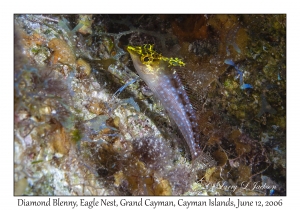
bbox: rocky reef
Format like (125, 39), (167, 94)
(14, 14), (286, 195)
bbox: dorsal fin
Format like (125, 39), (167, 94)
(174, 66), (205, 113)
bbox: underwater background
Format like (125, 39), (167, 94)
(14, 14), (286, 195)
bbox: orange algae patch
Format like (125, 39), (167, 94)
(22, 32), (46, 47)
(204, 167), (216, 182)
(235, 28), (249, 54)
(207, 133), (222, 146)
(48, 38), (76, 66)
(198, 111), (216, 136)
(207, 14), (247, 57)
(86, 100), (106, 115)
(230, 129), (251, 156)
(20, 31), (47, 58)
(171, 15), (208, 42)
(213, 149), (228, 167)
(154, 178), (172, 195)
(76, 58), (91, 76)
(50, 127), (71, 155)
(114, 159), (172, 195)
(113, 116), (120, 128)
(237, 164), (252, 183)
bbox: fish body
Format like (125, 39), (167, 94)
(127, 45), (200, 160)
